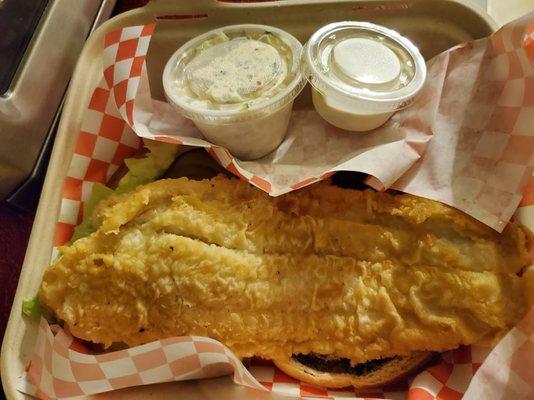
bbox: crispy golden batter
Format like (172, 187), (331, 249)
(40, 176), (530, 364)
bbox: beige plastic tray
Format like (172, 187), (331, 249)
(1, 1), (496, 399)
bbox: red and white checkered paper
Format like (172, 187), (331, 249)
(389, 14), (534, 232)
(18, 14), (534, 400)
(18, 310), (534, 399)
(101, 16), (534, 231)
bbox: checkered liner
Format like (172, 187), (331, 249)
(98, 16), (534, 231)
(25, 319), (263, 399)
(18, 14), (534, 400)
(389, 12), (534, 232)
(20, 308), (534, 399)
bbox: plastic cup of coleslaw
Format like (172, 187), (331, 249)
(302, 22), (426, 132)
(163, 24), (305, 160)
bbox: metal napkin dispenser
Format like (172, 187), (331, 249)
(0, 0), (116, 209)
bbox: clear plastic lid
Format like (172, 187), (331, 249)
(163, 24), (305, 123)
(303, 22), (426, 113)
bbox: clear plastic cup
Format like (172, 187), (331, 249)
(163, 24), (305, 160)
(302, 22), (427, 132)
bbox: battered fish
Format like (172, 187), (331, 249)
(40, 176), (530, 365)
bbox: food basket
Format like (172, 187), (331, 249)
(2, 1), (507, 399)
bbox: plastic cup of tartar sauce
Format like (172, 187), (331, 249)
(163, 24), (305, 160)
(302, 22), (426, 132)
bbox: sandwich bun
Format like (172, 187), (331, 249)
(273, 352), (435, 389)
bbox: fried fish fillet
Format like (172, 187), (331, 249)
(40, 176), (530, 366)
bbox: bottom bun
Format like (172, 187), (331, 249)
(273, 352), (435, 389)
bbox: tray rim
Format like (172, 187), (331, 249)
(1, 1), (497, 399)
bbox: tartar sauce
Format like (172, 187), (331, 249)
(163, 25), (304, 160)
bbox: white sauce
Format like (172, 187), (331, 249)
(303, 22), (425, 133)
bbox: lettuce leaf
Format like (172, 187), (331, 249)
(69, 183), (113, 243)
(115, 140), (179, 194)
(69, 140), (180, 242)
(22, 296), (53, 322)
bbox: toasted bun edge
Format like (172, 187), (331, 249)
(273, 352), (435, 389)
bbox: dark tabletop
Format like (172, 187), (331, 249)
(0, 204), (33, 340)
